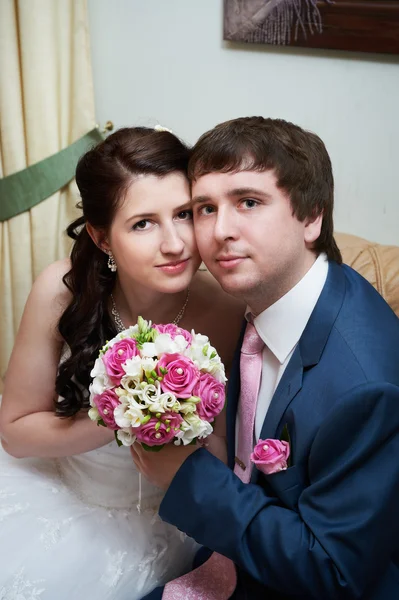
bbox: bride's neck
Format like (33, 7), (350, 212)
(111, 278), (189, 327)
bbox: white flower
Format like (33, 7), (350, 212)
(206, 360), (227, 383)
(134, 382), (162, 408)
(91, 357), (106, 378)
(153, 333), (187, 356)
(174, 414), (213, 445)
(148, 392), (180, 414)
(120, 374), (142, 393)
(173, 335), (190, 353)
(154, 124), (173, 133)
(186, 335), (227, 382)
(141, 342), (157, 357)
(122, 355), (142, 377)
(191, 332), (209, 347)
(116, 428), (136, 446)
(89, 358), (113, 399)
(179, 401), (197, 415)
(88, 406), (99, 421)
(141, 357), (158, 373)
(114, 395), (144, 428)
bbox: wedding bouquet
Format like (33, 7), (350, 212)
(88, 317), (226, 450)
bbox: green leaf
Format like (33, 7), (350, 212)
(280, 424), (292, 468)
(114, 431), (123, 447)
(141, 442), (165, 452)
(189, 438), (198, 446)
(280, 423), (291, 444)
(97, 418), (106, 428)
(202, 344), (209, 357)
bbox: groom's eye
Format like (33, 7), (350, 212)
(198, 205), (215, 216)
(242, 198), (258, 209)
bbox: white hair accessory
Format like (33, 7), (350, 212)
(154, 124), (173, 134)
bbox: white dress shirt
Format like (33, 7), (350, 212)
(236, 253), (329, 448)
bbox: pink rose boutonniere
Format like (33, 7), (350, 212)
(251, 432), (291, 476)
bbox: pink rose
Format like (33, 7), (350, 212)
(93, 389), (121, 430)
(193, 372), (225, 421)
(102, 338), (139, 384)
(154, 324), (192, 345)
(250, 439), (290, 475)
(157, 353), (199, 398)
(135, 413), (183, 446)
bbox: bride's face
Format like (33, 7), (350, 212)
(108, 172), (201, 294)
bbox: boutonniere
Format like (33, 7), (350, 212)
(250, 424), (291, 475)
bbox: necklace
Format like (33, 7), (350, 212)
(110, 289), (190, 333)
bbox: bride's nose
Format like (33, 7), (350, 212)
(160, 224), (185, 255)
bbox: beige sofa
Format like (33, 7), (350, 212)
(335, 232), (399, 318)
(0, 233), (397, 394)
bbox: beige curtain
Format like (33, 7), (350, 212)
(0, 0), (97, 379)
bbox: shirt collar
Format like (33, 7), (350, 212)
(246, 253), (329, 364)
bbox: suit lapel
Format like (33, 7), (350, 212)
(226, 320), (246, 470)
(259, 261), (346, 440)
(259, 346), (303, 440)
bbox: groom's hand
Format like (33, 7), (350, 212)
(130, 442), (198, 490)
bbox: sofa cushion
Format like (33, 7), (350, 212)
(335, 232), (399, 318)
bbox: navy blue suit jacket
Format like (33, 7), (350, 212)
(159, 262), (399, 599)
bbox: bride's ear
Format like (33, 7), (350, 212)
(86, 223), (110, 253)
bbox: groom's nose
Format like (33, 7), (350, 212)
(213, 205), (240, 244)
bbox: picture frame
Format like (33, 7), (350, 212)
(223, 1), (399, 55)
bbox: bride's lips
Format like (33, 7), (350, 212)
(156, 258), (190, 274)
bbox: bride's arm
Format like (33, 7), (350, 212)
(0, 260), (114, 459)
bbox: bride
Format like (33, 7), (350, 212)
(0, 126), (244, 599)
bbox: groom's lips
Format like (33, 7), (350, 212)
(216, 255), (246, 269)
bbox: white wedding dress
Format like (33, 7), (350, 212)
(0, 438), (198, 599)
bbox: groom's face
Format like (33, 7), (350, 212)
(192, 169), (321, 312)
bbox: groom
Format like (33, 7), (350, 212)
(133, 117), (399, 599)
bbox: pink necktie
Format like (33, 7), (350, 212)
(234, 322), (264, 483)
(162, 322), (263, 599)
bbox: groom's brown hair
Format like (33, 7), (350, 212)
(188, 116), (342, 264)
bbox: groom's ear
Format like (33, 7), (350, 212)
(304, 213), (323, 246)
(86, 223), (110, 253)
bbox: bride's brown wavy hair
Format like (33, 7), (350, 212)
(55, 127), (190, 417)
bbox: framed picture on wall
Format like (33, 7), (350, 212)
(223, 0), (399, 55)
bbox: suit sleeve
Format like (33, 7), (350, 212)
(159, 382), (399, 600)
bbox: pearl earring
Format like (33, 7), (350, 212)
(107, 251), (117, 272)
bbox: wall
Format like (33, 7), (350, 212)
(88, 0), (399, 245)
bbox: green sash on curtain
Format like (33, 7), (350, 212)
(0, 127), (103, 222)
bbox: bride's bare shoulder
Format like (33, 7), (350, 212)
(31, 257), (72, 316)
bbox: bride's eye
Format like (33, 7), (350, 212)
(176, 210), (193, 221)
(132, 219), (151, 231)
